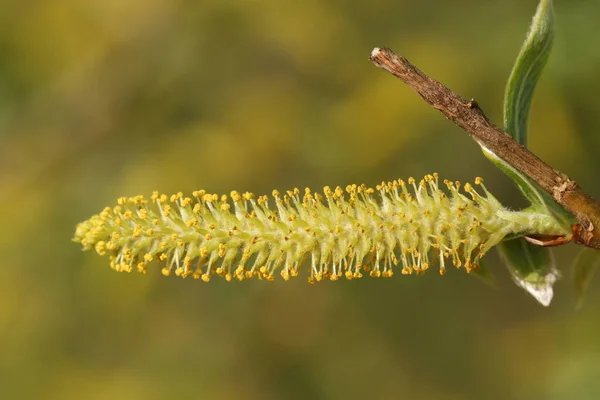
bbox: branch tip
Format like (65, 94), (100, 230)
(370, 47), (382, 59)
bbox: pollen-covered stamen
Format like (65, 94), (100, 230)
(74, 174), (570, 282)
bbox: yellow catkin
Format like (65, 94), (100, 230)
(74, 175), (570, 282)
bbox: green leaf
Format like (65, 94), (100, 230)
(571, 248), (600, 309)
(481, 146), (545, 209)
(504, 0), (554, 146)
(496, 238), (559, 306)
(497, 0), (573, 226)
(482, 146), (573, 229)
(485, 0), (553, 203)
(480, 0), (573, 306)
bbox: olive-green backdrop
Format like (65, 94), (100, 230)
(2, 1), (600, 398)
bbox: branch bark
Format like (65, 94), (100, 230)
(370, 47), (600, 250)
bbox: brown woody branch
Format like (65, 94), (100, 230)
(370, 47), (600, 250)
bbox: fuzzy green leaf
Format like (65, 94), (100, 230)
(478, 1), (552, 208)
(482, 146), (573, 229)
(504, 0), (554, 145)
(482, 0), (573, 306)
(499, 0), (573, 225)
(496, 238), (559, 306)
(481, 146), (545, 209)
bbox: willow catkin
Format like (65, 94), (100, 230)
(73, 174), (569, 282)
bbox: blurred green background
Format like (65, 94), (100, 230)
(2, 0), (600, 399)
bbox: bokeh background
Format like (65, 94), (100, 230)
(2, 0), (600, 399)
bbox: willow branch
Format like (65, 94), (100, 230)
(370, 47), (600, 250)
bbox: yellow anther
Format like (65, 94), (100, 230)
(231, 191), (242, 202)
(186, 218), (198, 227)
(132, 225), (143, 238)
(94, 241), (107, 256)
(137, 263), (148, 274)
(257, 195), (268, 205)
